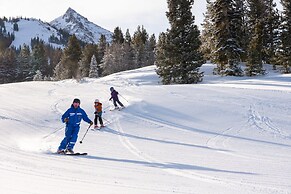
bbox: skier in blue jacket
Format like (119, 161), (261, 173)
(57, 98), (93, 154)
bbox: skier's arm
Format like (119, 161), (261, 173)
(82, 110), (92, 124)
(61, 109), (70, 123)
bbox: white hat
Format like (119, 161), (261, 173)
(94, 99), (99, 103)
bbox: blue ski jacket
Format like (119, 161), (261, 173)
(62, 105), (92, 127)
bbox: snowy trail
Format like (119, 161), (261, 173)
(0, 65), (291, 194)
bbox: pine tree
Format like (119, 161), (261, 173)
(0, 48), (17, 83)
(245, 0), (266, 76)
(125, 29), (132, 44)
(89, 55), (99, 78)
(55, 35), (82, 79)
(262, 0), (280, 65)
(212, 0), (244, 76)
(155, 32), (172, 83)
(200, 0), (216, 61)
(276, 0), (291, 73)
(30, 42), (48, 77)
(146, 34), (156, 67)
(79, 44), (98, 77)
(155, 0), (204, 84)
(97, 34), (107, 64)
(112, 27), (124, 44)
(17, 44), (32, 81)
(132, 25), (149, 68)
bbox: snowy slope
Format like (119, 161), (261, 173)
(0, 64), (290, 194)
(5, 18), (63, 48)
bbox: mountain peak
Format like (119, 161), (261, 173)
(50, 7), (112, 44)
(66, 7), (77, 14)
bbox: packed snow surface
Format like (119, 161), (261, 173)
(0, 64), (290, 194)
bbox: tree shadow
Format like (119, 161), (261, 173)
(82, 154), (257, 175)
(104, 126), (231, 152)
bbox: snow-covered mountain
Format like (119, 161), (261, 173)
(2, 7), (112, 49)
(50, 8), (112, 44)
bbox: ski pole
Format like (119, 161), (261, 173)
(119, 94), (129, 103)
(79, 124), (92, 144)
(42, 126), (65, 139)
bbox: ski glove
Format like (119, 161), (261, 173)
(90, 121), (93, 125)
(64, 118), (69, 123)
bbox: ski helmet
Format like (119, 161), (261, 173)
(110, 87), (114, 91)
(94, 99), (99, 103)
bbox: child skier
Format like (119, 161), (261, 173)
(57, 98), (93, 154)
(94, 99), (104, 129)
(109, 87), (125, 109)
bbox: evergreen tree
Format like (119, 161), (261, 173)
(212, 0), (244, 76)
(97, 34), (107, 64)
(155, 0), (204, 84)
(145, 34), (156, 67)
(112, 27), (124, 44)
(55, 35), (82, 79)
(131, 25), (149, 67)
(54, 61), (69, 80)
(262, 0), (280, 65)
(276, 0), (291, 73)
(30, 42), (48, 77)
(245, 0), (266, 76)
(101, 43), (134, 76)
(17, 44), (32, 81)
(101, 44), (123, 76)
(0, 48), (17, 83)
(79, 44), (98, 77)
(155, 32), (172, 83)
(200, 0), (216, 61)
(125, 29), (132, 44)
(89, 55), (99, 78)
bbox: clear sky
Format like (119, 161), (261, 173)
(0, 0), (206, 37)
(0, 0), (282, 37)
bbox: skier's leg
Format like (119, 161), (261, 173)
(58, 126), (73, 150)
(67, 126), (80, 150)
(99, 115), (103, 126)
(116, 99), (124, 107)
(113, 100), (118, 108)
(94, 115), (98, 125)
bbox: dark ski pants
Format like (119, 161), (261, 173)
(94, 114), (103, 126)
(113, 99), (124, 108)
(58, 125), (80, 150)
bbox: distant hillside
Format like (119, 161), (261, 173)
(1, 8), (112, 49)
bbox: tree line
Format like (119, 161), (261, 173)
(200, 0), (291, 76)
(0, 0), (291, 85)
(0, 24), (156, 84)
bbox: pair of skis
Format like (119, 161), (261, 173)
(55, 152), (87, 156)
(109, 106), (125, 111)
